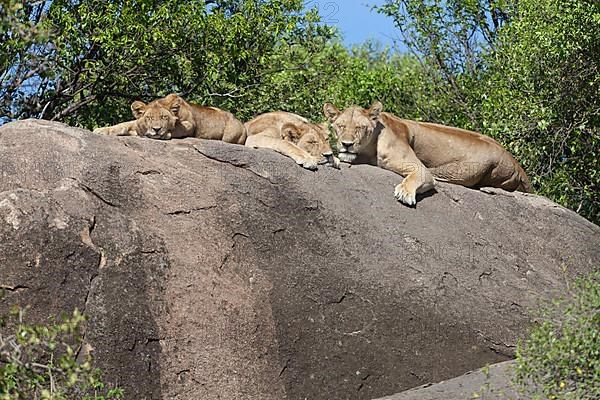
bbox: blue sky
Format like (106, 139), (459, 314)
(308, 0), (401, 48)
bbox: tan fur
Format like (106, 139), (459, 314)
(324, 102), (532, 206)
(93, 94), (246, 144)
(244, 111), (339, 170)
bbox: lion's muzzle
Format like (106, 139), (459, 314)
(338, 152), (357, 163)
(337, 141), (357, 163)
(145, 130), (171, 140)
(340, 140), (355, 152)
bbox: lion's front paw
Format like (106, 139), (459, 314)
(326, 154), (341, 169)
(394, 181), (417, 206)
(180, 120), (194, 133)
(319, 153), (341, 169)
(93, 127), (110, 135)
(299, 156), (319, 171)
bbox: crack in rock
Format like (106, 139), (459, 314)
(78, 183), (119, 207)
(76, 269), (101, 362)
(278, 358), (290, 377)
(328, 291), (348, 305)
(136, 170), (162, 176)
(192, 146), (279, 185)
(475, 329), (516, 350)
(80, 216), (107, 269)
(478, 270), (493, 282)
(218, 232), (249, 271)
(164, 204), (217, 216)
(0, 284), (29, 292)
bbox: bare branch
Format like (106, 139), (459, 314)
(50, 94), (97, 121)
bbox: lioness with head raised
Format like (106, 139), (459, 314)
(324, 102), (531, 206)
(244, 111), (339, 170)
(93, 94), (246, 144)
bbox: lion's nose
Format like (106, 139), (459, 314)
(341, 140), (354, 148)
(152, 127), (161, 134)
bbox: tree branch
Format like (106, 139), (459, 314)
(50, 94), (97, 121)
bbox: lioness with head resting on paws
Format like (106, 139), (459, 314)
(244, 111), (339, 170)
(93, 94), (246, 144)
(324, 101), (531, 206)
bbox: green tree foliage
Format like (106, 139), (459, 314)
(514, 273), (600, 399)
(376, 0), (506, 128)
(482, 0), (599, 223)
(377, 0), (599, 223)
(0, 307), (123, 400)
(0, 0), (334, 126)
(252, 40), (429, 122)
(0, 0), (428, 125)
(0, 0), (53, 122)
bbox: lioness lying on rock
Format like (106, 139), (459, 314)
(93, 94), (246, 144)
(324, 102), (531, 206)
(245, 111), (339, 170)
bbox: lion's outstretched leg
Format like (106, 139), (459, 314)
(377, 145), (435, 206)
(322, 152), (341, 169)
(393, 172), (435, 205)
(93, 120), (139, 136)
(245, 134), (319, 170)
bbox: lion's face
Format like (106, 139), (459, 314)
(323, 102), (383, 163)
(281, 123), (334, 162)
(131, 99), (179, 140)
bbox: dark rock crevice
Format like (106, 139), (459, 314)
(78, 183), (120, 208)
(164, 204), (217, 216)
(0, 284), (30, 292)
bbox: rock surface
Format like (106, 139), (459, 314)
(375, 361), (523, 400)
(0, 119), (598, 400)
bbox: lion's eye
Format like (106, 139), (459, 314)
(161, 115), (167, 120)
(145, 116), (151, 120)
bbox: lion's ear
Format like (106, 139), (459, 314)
(281, 123), (302, 143)
(131, 101), (146, 119)
(323, 103), (340, 122)
(162, 93), (179, 102)
(165, 94), (182, 117)
(368, 101), (383, 120)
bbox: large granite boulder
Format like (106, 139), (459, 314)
(0, 119), (597, 399)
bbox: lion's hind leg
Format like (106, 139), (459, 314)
(430, 161), (492, 188)
(479, 156), (531, 192)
